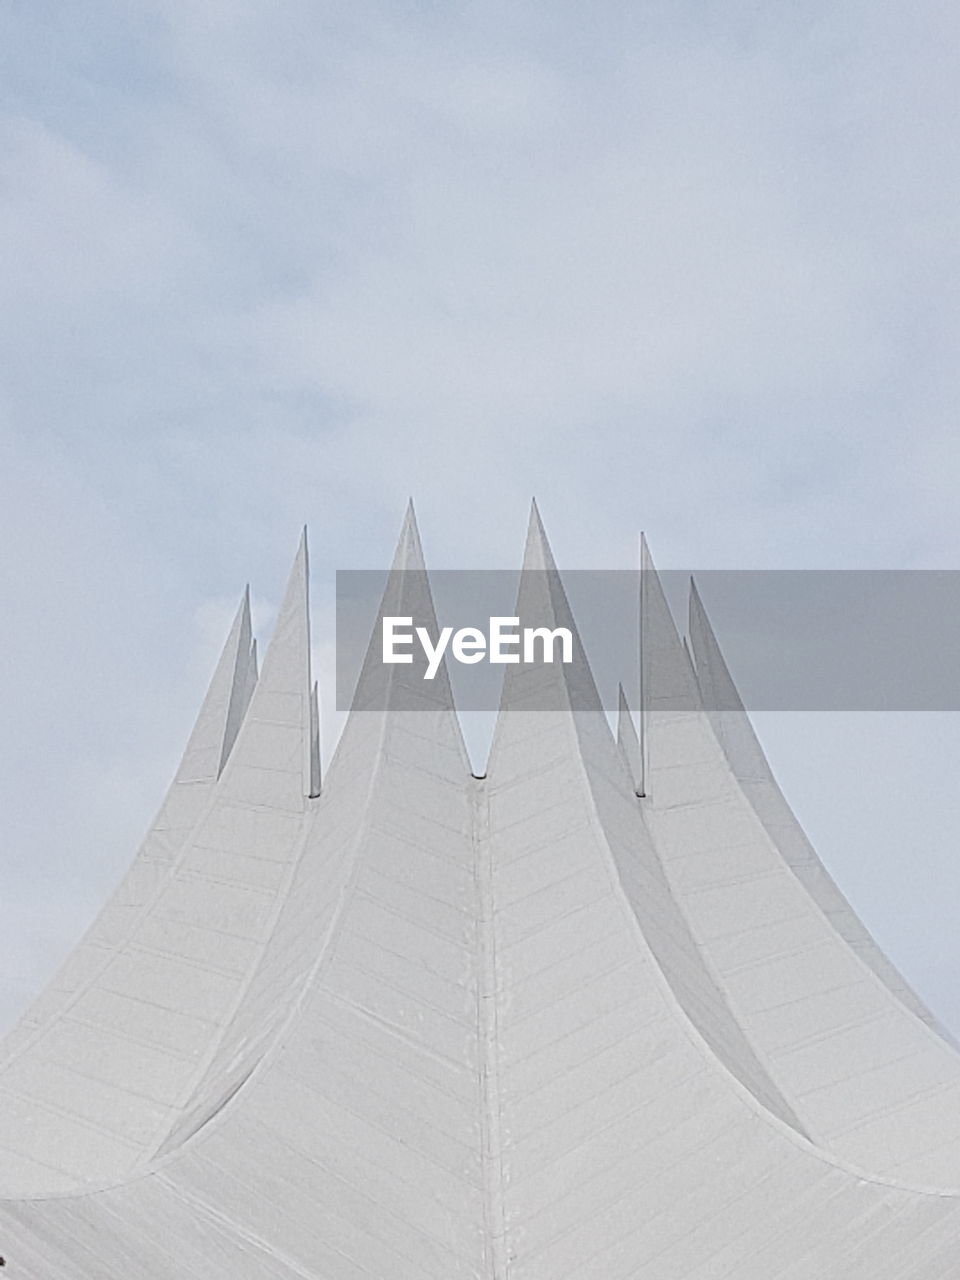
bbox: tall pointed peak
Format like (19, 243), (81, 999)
(688, 574), (744, 715)
(522, 498), (558, 572)
(330, 501), (469, 766)
(341, 502), (462, 719)
(492, 502), (606, 723)
(227, 584), (252, 648)
(688, 575), (710, 649)
(267, 528), (307, 617)
(688, 574), (717, 644)
(616, 682), (638, 750)
(254, 529), (309, 655)
(217, 586), (257, 775)
(640, 529), (654, 573)
(231, 585), (252, 644)
(639, 530), (700, 715)
(249, 531), (312, 700)
(616, 682), (644, 794)
(616, 682), (633, 739)
(529, 495), (545, 534)
(218, 533), (313, 808)
(239, 585), (253, 666)
(276, 530), (310, 628)
(176, 585), (254, 785)
(237, 586), (253, 657)
(391, 499), (426, 573)
(309, 680), (322, 798)
(519, 501), (565, 611)
(639, 531), (675, 632)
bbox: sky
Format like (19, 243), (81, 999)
(2, 1), (960, 1033)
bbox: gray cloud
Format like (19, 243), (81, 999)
(2, 0), (960, 1032)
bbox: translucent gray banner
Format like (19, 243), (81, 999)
(335, 569), (960, 711)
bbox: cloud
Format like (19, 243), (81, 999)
(1, 0), (960, 1031)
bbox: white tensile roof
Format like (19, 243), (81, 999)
(1, 505), (959, 1278)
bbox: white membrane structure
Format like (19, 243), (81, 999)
(2, 505), (960, 1278)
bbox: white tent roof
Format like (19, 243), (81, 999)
(1, 506), (959, 1278)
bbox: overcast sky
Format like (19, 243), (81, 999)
(2, 1), (960, 1035)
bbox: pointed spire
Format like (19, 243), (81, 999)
(617, 682), (644, 794)
(309, 680), (322, 798)
(178, 586), (256, 786)
(639, 533), (701, 717)
(522, 497), (558, 573)
(344, 500), (460, 715)
(327, 500), (469, 780)
(390, 498), (427, 574)
(494, 501), (607, 719)
(218, 531), (312, 810)
(266, 529), (309, 668)
(688, 575), (743, 715)
(218, 586), (256, 776)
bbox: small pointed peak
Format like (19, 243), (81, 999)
(493, 500), (607, 723)
(221, 584), (250, 640)
(223, 584), (254, 675)
(522, 499), (558, 572)
(257, 530), (312, 685)
(617, 681), (638, 743)
(218, 534), (312, 807)
(639, 530), (655, 573)
(688, 574), (707, 641)
(616, 681), (643, 792)
(390, 500), (427, 573)
(687, 572), (744, 716)
(309, 680), (322, 798)
(638, 529), (701, 717)
(275, 537), (308, 627)
(617, 681), (631, 718)
(178, 584), (257, 784)
(218, 600), (257, 776)
(236, 582), (253, 640)
(335, 498), (469, 753)
(528, 497), (547, 540)
(688, 574), (720, 660)
(236, 586), (253, 647)
(268, 530), (309, 611)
